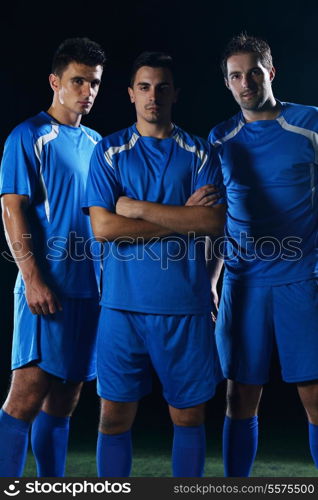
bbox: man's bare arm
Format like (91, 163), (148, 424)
(1, 194), (62, 315)
(89, 206), (172, 242)
(89, 185), (221, 242)
(206, 238), (224, 322)
(116, 197), (226, 237)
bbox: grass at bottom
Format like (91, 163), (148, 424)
(23, 417), (318, 477)
(24, 451), (318, 477)
(23, 450), (318, 478)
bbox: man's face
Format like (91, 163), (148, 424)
(128, 66), (177, 125)
(50, 62), (103, 116)
(225, 52), (275, 111)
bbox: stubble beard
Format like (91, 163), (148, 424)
(239, 94), (265, 112)
(144, 111), (162, 124)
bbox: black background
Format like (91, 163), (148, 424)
(0, 0), (316, 437)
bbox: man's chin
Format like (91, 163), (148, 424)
(145, 116), (161, 124)
(239, 99), (262, 112)
(78, 104), (92, 116)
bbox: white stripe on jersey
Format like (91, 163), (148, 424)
(34, 124), (60, 222)
(104, 133), (139, 169)
(276, 116), (318, 163)
(81, 127), (99, 145)
(211, 120), (245, 146)
(172, 133), (208, 173)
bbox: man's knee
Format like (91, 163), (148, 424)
(42, 380), (83, 417)
(298, 381), (318, 424)
(169, 403), (205, 427)
(99, 399), (138, 435)
(226, 380), (263, 419)
(3, 366), (51, 421)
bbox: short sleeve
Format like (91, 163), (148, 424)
(194, 144), (226, 205)
(83, 140), (123, 214)
(0, 125), (39, 201)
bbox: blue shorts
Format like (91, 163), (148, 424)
(216, 279), (318, 384)
(97, 308), (223, 408)
(12, 293), (100, 382)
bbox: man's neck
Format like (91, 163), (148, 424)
(135, 120), (173, 139)
(47, 105), (82, 128)
(242, 97), (281, 123)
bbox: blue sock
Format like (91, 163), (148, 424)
(31, 410), (70, 477)
(308, 422), (318, 467)
(0, 409), (30, 477)
(97, 430), (132, 477)
(172, 424), (206, 477)
(223, 415), (258, 477)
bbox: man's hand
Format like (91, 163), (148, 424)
(25, 276), (62, 315)
(186, 184), (219, 206)
(116, 196), (140, 219)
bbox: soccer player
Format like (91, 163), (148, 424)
(208, 33), (318, 476)
(0, 37), (105, 477)
(84, 51), (226, 477)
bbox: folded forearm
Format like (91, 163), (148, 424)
(135, 201), (225, 236)
(90, 209), (172, 242)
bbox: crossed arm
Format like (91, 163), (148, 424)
(116, 197), (226, 236)
(89, 184), (226, 242)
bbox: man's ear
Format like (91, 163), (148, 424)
(128, 86), (135, 103)
(269, 66), (276, 83)
(224, 77), (230, 90)
(49, 73), (60, 92)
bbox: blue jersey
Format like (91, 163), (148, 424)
(84, 123), (225, 314)
(0, 111), (101, 298)
(208, 101), (318, 286)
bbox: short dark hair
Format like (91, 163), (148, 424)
(52, 37), (106, 76)
(129, 51), (175, 87)
(220, 33), (273, 78)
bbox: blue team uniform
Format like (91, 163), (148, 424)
(84, 124), (226, 406)
(0, 111), (101, 381)
(209, 101), (318, 383)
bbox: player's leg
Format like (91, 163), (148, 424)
(30, 297), (99, 477)
(223, 380), (262, 477)
(0, 292), (51, 476)
(97, 399), (138, 477)
(147, 312), (219, 477)
(297, 381), (318, 467)
(216, 282), (273, 477)
(169, 403), (206, 477)
(297, 381), (318, 424)
(31, 379), (83, 477)
(273, 279), (318, 468)
(0, 365), (52, 477)
(96, 308), (151, 477)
